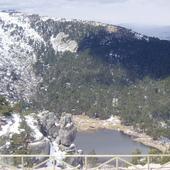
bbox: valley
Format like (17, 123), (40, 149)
(0, 11), (170, 168)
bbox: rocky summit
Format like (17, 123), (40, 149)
(0, 11), (170, 151)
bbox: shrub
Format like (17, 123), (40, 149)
(0, 96), (13, 116)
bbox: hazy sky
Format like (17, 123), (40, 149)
(0, 0), (170, 26)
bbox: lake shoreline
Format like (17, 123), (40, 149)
(73, 115), (169, 153)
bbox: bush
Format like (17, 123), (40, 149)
(131, 149), (142, 165)
(0, 96), (13, 116)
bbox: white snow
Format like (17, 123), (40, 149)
(0, 11), (43, 101)
(107, 115), (121, 125)
(41, 16), (72, 22)
(0, 12), (44, 42)
(46, 141), (65, 168)
(134, 32), (150, 41)
(25, 114), (44, 141)
(0, 114), (22, 136)
(55, 122), (60, 127)
(65, 122), (73, 128)
(50, 141), (65, 158)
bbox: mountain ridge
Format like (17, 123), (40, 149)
(0, 11), (170, 139)
(0, 11), (150, 102)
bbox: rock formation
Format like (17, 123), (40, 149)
(0, 111), (82, 168)
(58, 113), (77, 148)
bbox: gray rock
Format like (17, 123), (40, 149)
(39, 111), (60, 139)
(27, 138), (50, 155)
(64, 149), (84, 168)
(27, 138), (50, 166)
(58, 113), (77, 147)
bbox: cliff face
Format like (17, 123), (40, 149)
(0, 11), (170, 138)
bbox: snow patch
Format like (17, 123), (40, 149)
(47, 141), (65, 168)
(0, 114), (22, 136)
(107, 115), (121, 125)
(25, 114), (43, 141)
(42, 16), (71, 22)
(134, 32), (149, 41)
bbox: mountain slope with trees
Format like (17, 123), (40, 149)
(0, 11), (170, 139)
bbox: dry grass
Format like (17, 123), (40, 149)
(72, 115), (122, 132)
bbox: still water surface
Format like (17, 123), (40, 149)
(75, 129), (150, 154)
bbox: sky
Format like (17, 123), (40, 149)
(0, 0), (170, 26)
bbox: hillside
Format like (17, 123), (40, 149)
(0, 11), (170, 139)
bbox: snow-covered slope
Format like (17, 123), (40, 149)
(0, 11), (83, 102)
(0, 12), (43, 102)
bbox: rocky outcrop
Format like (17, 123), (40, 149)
(38, 111), (60, 140)
(28, 138), (50, 155)
(0, 114), (49, 150)
(27, 138), (50, 166)
(58, 113), (77, 148)
(0, 113), (51, 167)
(0, 110), (82, 168)
(38, 112), (82, 168)
(38, 112), (77, 149)
(57, 113), (83, 168)
(50, 32), (78, 53)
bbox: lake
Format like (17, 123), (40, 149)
(75, 129), (150, 155)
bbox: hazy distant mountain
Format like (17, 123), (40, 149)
(121, 24), (170, 40)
